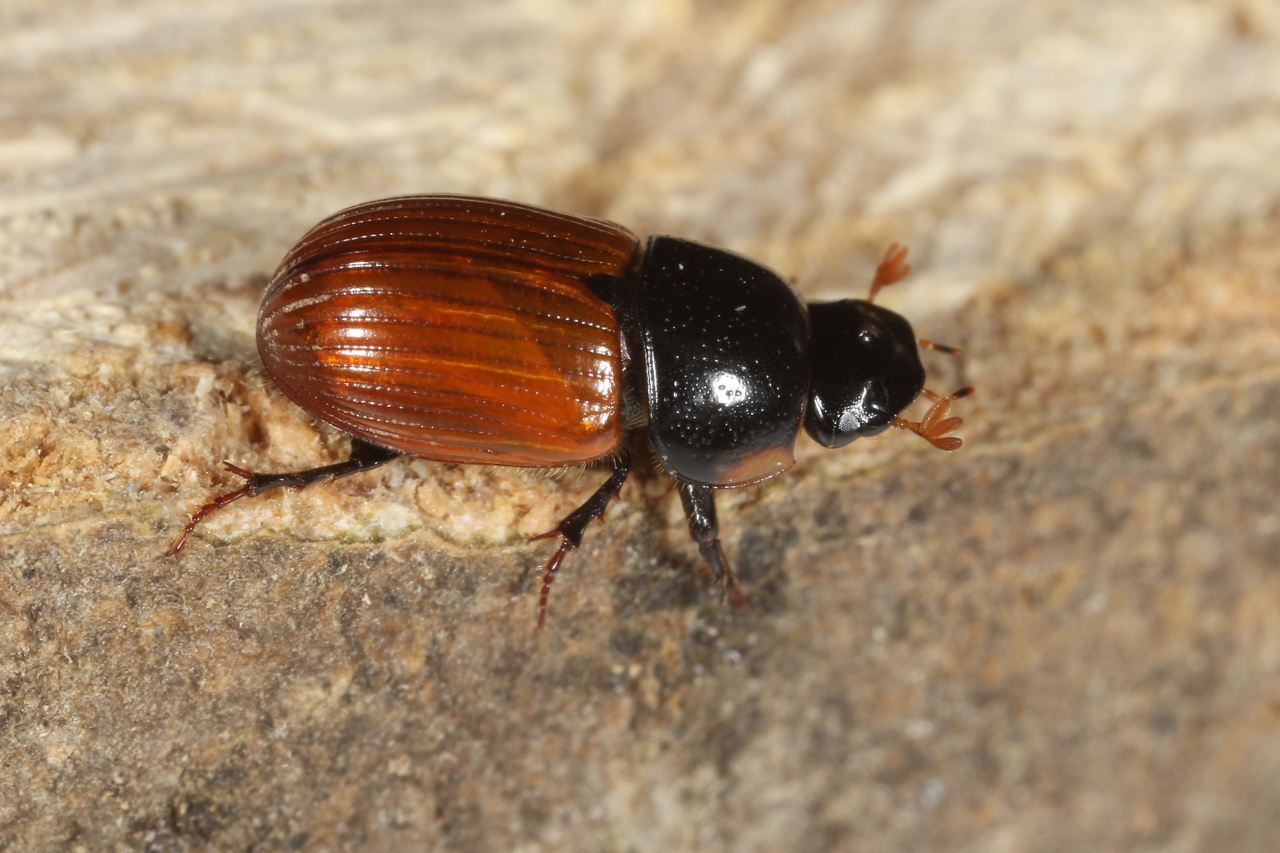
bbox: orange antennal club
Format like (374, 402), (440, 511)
(894, 386), (974, 451)
(868, 242), (912, 304)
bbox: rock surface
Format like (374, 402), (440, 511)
(2, 1), (1279, 850)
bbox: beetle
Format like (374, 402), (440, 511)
(170, 195), (971, 626)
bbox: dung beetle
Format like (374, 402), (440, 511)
(171, 195), (971, 626)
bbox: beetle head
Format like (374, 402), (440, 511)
(803, 299), (926, 448)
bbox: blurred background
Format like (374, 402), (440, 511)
(1, 1), (1278, 850)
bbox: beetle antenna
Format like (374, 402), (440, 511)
(893, 386), (974, 451)
(867, 242), (912, 304)
(918, 338), (962, 356)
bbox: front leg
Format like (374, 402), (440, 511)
(678, 483), (748, 608)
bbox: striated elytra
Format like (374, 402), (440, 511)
(171, 195), (972, 626)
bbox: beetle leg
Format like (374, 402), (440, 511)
(167, 439), (398, 556)
(529, 450), (631, 629)
(678, 484), (749, 610)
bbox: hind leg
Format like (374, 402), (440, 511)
(168, 439), (398, 555)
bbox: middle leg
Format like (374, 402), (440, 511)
(529, 450), (631, 628)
